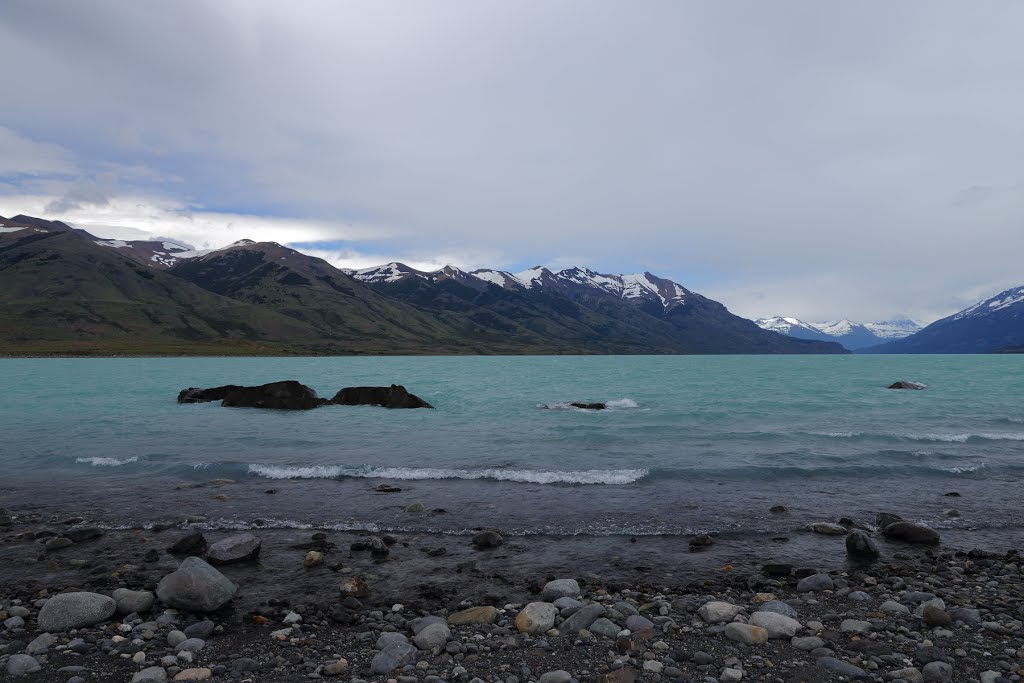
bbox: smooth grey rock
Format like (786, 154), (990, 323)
(7, 654), (42, 677)
(183, 620), (215, 639)
(846, 529), (880, 558)
(515, 602), (557, 634)
(880, 600), (911, 615)
(25, 632), (57, 655)
(38, 591), (116, 632)
(410, 616), (448, 635)
(4, 615), (25, 630)
(558, 603), (605, 635)
(922, 661), (953, 683)
(757, 600), (798, 619)
(624, 614), (654, 631)
(113, 588), (156, 615)
(888, 668), (924, 683)
(797, 573), (834, 592)
(156, 557), (237, 612)
(588, 617), (621, 638)
(749, 610), (801, 638)
(541, 579), (581, 602)
(370, 642), (418, 675)
(206, 533), (261, 564)
(840, 618), (872, 634)
(847, 590), (871, 602)
(817, 656), (867, 679)
(698, 601), (743, 623)
(791, 636), (825, 651)
(723, 622), (768, 644)
(376, 632), (409, 649)
(946, 607), (981, 624)
(538, 672), (571, 683)
(883, 521), (940, 544)
(167, 630), (187, 647)
(413, 622), (450, 650)
(168, 530), (207, 555)
(174, 637), (206, 653)
(132, 666), (169, 683)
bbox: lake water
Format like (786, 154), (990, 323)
(2, 355), (1022, 551)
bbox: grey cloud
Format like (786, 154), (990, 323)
(1, 1), (1023, 322)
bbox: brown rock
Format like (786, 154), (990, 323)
(323, 659), (349, 676)
(340, 576), (369, 598)
(174, 669), (213, 681)
(923, 605), (952, 628)
(303, 551), (324, 568)
(447, 606), (498, 625)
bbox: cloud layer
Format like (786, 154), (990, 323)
(2, 1), (1023, 323)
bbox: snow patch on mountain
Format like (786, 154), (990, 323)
(952, 286), (1024, 320)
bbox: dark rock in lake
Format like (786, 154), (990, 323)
(471, 530), (504, 549)
(206, 533), (262, 564)
(688, 534), (713, 551)
(570, 402), (606, 410)
(882, 521), (940, 544)
(876, 512), (904, 530)
(845, 529), (880, 559)
(66, 526), (103, 543)
(221, 381), (325, 410)
(761, 563), (792, 577)
(177, 385), (244, 403)
(888, 381), (927, 390)
(330, 384), (433, 409)
(168, 530), (208, 555)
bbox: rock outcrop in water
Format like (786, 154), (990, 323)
(888, 381), (927, 390)
(177, 382), (432, 409)
(330, 384), (433, 409)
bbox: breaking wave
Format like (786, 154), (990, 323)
(247, 464), (648, 485)
(75, 456), (139, 467)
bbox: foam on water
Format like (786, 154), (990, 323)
(538, 397), (640, 411)
(75, 456), (139, 467)
(247, 463), (649, 485)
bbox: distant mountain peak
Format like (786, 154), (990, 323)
(952, 285), (1024, 321)
(756, 315), (923, 350)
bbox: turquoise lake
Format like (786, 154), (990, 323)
(1, 355), (1022, 547)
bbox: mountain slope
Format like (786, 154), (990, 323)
(0, 226), (327, 355)
(351, 263), (847, 354)
(866, 286), (1024, 354)
(167, 242), (573, 353)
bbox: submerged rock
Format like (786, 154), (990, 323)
(471, 529), (504, 549)
(330, 384), (433, 409)
(846, 529), (881, 559)
(569, 402), (606, 410)
(882, 521), (940, 544)
(206, 533), (262, 564)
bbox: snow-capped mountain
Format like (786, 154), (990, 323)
(349, 262), (691, 311)
(756, 316), (922, 350)
(868, 285), (1024, 354)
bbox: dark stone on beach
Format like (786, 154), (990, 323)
(113, 588), (155, 615)
(846, 529), (880, 559)
(169, 530), (207, 555)
(330, 384), (433, 409)
(559, 604), (606, 635)
(156, 557), (238, 612)
(6, 654), (42, 677)
(221, 381), (325, 410)
(762, 563), (792, 577)
(177, 385), (244, 403)
(370, 641), (418, 675)
(143, 548), (160, 562)
(889, 381), (927, 390)
(207, 533), (262, 564)
(472, 530), (504, 549)
(45, 537), (73, 551)
(923, 605), (952, 628)
(913, 646), (948, 666)
(817, 656), (867, 679)
(66, 526), (103, 543)
(184, 620), (216, 639)
(923, 661), (953, 683)
(883, 521), (940, 544)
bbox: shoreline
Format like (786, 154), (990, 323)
(2, 510), (1022, 682)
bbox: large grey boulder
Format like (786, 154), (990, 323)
(206, 534), (262, 564)
(37, 592), (116, 632)
(370, 642), (418, 675)
(541, 579), (581, 601)
(558, 603), (605, 635)
(132, 666), (168, 683)
(156, 557), (238, 612)
(25, 632), (57, 655)
(797, 573), (834, 592)
(883, 521), (940, 544)
(413, 622), (450, 650)
(6, 655), (41, 677)
(846, 529), (881, 559)
(515, 602), (557, 634)
(113, 588), (156, 615)
(749, 610), (801, 638)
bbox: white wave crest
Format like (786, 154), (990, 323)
(941, 463), (987, 474)
(76, 456), (139, 467)
(539, 397), (640, 411)
(904, 432), (1024, 443)
(248, 464), (648, 485)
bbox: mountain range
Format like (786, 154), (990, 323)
(755, 316), (922, 350)
(0, 214), (845, 356)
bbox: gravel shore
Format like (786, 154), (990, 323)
(1, 508), (1022, 683)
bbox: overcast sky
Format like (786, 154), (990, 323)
(2, 1), (1022, 324)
